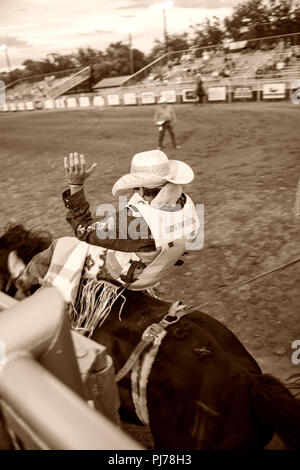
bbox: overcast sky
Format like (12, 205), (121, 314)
(0, 0), (241, 70)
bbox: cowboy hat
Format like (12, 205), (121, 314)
(112, 150), (194, 196)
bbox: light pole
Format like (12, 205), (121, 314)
(118, 25), (136, 75)
(149, 1), (174, 55)
(0, 44), (13, 82)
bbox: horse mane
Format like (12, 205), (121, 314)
(0, 224), (52, 265)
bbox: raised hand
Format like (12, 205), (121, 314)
(64, 152), (97, 187)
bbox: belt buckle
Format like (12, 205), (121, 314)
(142, 323), (164, 345)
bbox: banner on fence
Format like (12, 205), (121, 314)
(93, 96), (104, 107)
(79, 96), (90, 107)
(140, 92), (156, 104)
(66, 97), (77, 108)
(263, 83), (286, 99)
(207, 86), (227, 101)
(44, 99), (55, 109)
(182, 89), (197, 102)
(25, 101), (34, 110)
(160, 90), (177, 103)
(0, 82), (295, 113)
(123, 93), (137, 105)
(291, 79), (300, 90)
(232, 86), (253, 100)
(0, 80), (5, 105)
(55, 98), (65, 108)
(107, 94), (120, 106)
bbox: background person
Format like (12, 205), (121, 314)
(195, 74), (205, 104)
(154, 97), (181, 150)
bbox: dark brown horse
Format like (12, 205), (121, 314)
(0, 224), (300, 450)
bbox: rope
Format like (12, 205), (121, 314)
(131, 328), (167, 425)
(182, 256), (300, 313)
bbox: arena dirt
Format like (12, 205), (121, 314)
(0, 102), (299, 448)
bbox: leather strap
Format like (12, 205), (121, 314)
(116, 301), (187, 382)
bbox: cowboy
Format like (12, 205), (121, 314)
(154, 97), (181, 150)
(63, 150), (199, 290)
(195, 74), (205, 105)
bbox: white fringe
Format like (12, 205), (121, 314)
(145, 283), (162, 299)
(70, 279), (126, 337)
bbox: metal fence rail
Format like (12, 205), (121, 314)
(0, 288), (142, 450)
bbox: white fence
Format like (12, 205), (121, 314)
(1, 79), (299, 113)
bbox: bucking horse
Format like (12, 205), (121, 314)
(0, 224), (299, 450)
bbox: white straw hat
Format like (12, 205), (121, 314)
(112, 150), (194, 196)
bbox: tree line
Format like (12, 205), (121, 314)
(2, 0), (300, 86)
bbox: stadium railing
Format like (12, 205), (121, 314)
(1, 32), (300, 111)
(46, 66), (91, 99)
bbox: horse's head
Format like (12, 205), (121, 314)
(0, 224), (52, 296)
